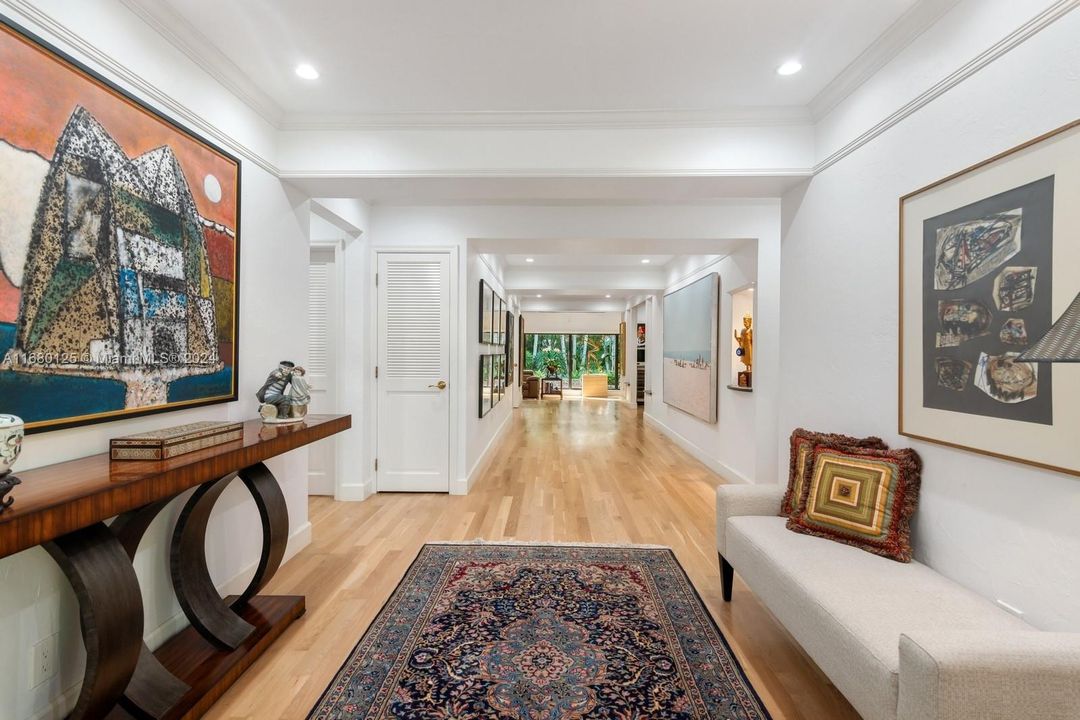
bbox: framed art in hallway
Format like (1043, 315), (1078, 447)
(479, 280), (493, 344)
(662, 273), (719, 423)
(618, 320), (626, 376)
(900, 119), (1080, 476)
(505, 311), (515, 384)
(479, 354), (493, 417)
(0, 16), (240, 432)
(496, 297), (505, 347)
(496, 354), (505, 402)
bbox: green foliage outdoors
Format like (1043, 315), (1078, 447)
(524, 333), (618, 388)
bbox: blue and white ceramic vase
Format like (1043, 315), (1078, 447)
(0, 414), (23, 475)
(0, 414), (23, 511)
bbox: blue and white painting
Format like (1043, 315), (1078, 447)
(663, 273), (719, 422)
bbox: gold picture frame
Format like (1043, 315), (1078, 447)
(899, 118), (1080, 476)
(0, 16), (241, 432)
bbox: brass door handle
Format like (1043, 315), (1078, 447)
(428, 380), (447, 390)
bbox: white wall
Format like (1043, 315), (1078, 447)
(276, 123), (815, 178)
(522, 311), (623, 334)
(466, 251), (514, 490)
(644, 244), (762, 484)
(781, 0), (1080, 631)
(0, 2), (312, 718)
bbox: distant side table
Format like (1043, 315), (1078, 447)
(541, 377), (564, 398)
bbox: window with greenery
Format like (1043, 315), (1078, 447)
(524, 333), (619, 389)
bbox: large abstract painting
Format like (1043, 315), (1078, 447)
(900, 120), (1080, 475)
(0, 18), (240, 432)
(662, 273), (719, 423)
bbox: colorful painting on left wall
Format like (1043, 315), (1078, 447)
(0, 18), (240, 432)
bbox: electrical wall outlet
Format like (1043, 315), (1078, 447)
(30, 633), (58, 688)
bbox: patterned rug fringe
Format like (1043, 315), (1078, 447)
(426, 539), (674, 550)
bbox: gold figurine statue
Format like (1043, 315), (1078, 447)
(734, 314), (753, 387)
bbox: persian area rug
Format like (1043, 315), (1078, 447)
(309, 543), (771, 719)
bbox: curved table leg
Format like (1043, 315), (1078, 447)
(110, 500), (190, 719)
(171, 463), (290, 650)
(43, 523), (143, 720)
(233, 462), (289, 607)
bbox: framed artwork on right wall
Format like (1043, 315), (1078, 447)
(662, 273), (719, 423)
(899, 119), (1080, 476)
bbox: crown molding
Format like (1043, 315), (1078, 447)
(0, 0), (280, 176)
(814, 0), (1080, 174)
(278, 168), (815, 180)
(809, 0), (962, 121)
(278, 106), (814, 132)
(118, 0), (284, 126)
(3, 0), (1072, 193)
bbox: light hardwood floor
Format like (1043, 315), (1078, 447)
(208, 398), (860, 720)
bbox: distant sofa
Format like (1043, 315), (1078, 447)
(522, 371), (540, 399)
(716, 483), (1080, 720)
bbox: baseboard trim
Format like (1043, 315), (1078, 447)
(455, 410), (512, 495)
(643, 413), (752, 485)
(29, 684), (79, 720)
(336, 476), (375, 501)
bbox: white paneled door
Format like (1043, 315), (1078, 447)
(307, 245), (338, 495)
(376, 253), (451, 492)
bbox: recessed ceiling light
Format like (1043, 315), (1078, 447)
(641, 258), (651, 264)
(605, 294), (612, 298)
(535, 294), (542, 298)
(295, 63), (320, 80)
(525, 257), (535, 263)
(776, 60), (802, 76)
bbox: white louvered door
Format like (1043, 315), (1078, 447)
(376, 253), (451, 492)
(307, 246), (337, 495)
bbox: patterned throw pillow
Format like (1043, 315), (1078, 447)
(780, 429), (886, 517)
(787, 443), (922, 562)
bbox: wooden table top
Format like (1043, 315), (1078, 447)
(0, 414), (351, 558)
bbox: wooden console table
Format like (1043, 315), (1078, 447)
(0, 414), (351, 720)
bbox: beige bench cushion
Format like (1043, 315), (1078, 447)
(725, 516), (1030, 720)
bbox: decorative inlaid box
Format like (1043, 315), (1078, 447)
(110, 420), (243, 460)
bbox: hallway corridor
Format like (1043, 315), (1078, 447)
(208, 400), (859, 720)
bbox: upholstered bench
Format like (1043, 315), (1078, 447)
(716, 484), (1080, 720)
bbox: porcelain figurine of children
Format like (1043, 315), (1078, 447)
(256, 361), (311, 423)
(0, 414), (22, 511)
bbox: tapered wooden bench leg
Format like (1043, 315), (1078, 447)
(719, 553), (734, 602)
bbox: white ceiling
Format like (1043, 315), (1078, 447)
(471, 237), (748, 256)
(504, 254), (673, 269)
(135, 0), (931, 123)
(485, 237), (746, 310)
